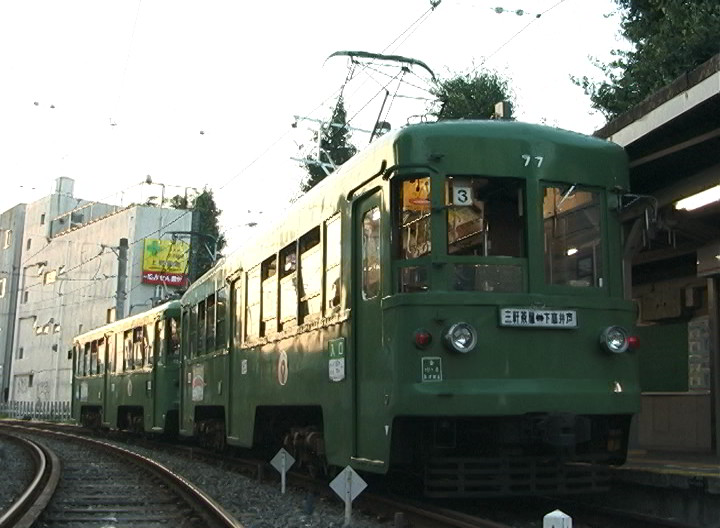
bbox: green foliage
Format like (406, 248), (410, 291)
(168, 194), (190, 209)
(189, 189), (226, 281)
(429, 69), (514, 120)
(575, 0), (720, 118)
(169, 189), (226, 282)
(301, 97), (357, 192)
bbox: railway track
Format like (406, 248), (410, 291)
(0, 431), (60, 528)
(1, 420), (700, 527)
(0, 423), (241, 528)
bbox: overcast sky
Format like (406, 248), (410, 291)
(0, 0), (629, 251)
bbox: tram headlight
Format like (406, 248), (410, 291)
(600, 326), (630, 354)
(443, 322), (477, 354)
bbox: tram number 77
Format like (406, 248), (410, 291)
(521, 154), (544, 168)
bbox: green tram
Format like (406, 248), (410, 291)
(178, 120), (640, 496)
(71, 301), (181, 433)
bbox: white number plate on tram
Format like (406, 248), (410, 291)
(499, 308), (577, 328)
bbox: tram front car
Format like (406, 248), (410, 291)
(362, 121), (639, 497)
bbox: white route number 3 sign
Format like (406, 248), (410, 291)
(452, 183), (472, 206)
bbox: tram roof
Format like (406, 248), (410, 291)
(73, 300), (182, 343)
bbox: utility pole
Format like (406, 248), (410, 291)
(115, 238), (128, 320)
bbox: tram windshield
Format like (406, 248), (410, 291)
(393, 176), (609, 293)
(446, 176), (525, 257)
(543, 185), (604, 288)
(393, 175), (526, 293)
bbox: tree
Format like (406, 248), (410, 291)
(189, 189), (226, 281)
(168, 194), (190, 210)
(575, 1), (720, 118)
(169, 188), (226, 282)
(429, 69), (514, 120)
(300, 97), (357, 192)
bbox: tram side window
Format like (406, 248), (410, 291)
(394, 177), (430, 293)
(216, 288), (226, 349)
(261, 256), (278, 336)
(246, 266), (261, 339)
(362, 207), (381, 300)
(300, 227), (322, 322)
(83, 343), (90, 376)
(198, 300), (206, 355)
(98, 339), (106, 375)
(543, 185), (604, 288)
(181, 308), (190, 359)
(133, 326), (145, 368)
(73, 345), (79, 375)
(155, 320), (166, 365)
(124, 330), (133, 370)
(145, 323), (155, 367)
(395, 177), (431, 260)
(109, 335), (116, 373)
(325, 215), (342, 312)
(207, 293), (217, 350)
(189, 305), (198, 357)
(114, 335), (122, 373)
(90, 341), (98, 375)
(232, 279), (243, 346)
(279, 243), (298, 330)
(169, 318), (180, 359)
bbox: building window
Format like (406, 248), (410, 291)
(0, 277), (5, 298)
(107, 307), (116, 323)
(28, 374), (33, 387)
(44, 270), (57, 285)
(3, 230), (11, 248)
(23, 290), (29, 303)
(26, 238), (31, 250)
(17, 347), (24, 359)
(40, 213), (46, 225)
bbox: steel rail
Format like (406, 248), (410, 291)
(0, 431), (61, 528)
(1, 423), (242, 528)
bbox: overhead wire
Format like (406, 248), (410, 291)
(13, 1), (445, 319)
(110, 0), (144, 124)
(217, 2), (442, 192)
(481, 0), (569, 65)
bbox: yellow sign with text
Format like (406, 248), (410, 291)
(142, 239), (190, 286)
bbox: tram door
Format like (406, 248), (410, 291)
(353, 189), (388, 462)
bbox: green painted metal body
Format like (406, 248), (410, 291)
(178, 120), (638, 479)
(71, 301), (181, 432)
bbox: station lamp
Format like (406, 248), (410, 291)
(674, 184), (720, 211)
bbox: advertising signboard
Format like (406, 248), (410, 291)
(142, 238), (190, 287)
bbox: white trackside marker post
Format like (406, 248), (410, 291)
(270, 448), (295, 495)
(330, 466), (367, 527)
(344, 467), (352, 525)
(543, 509), (572, 528)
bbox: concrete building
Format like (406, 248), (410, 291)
(0, 203), (27, 401)
(8, 177), (193, 403)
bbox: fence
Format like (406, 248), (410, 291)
(0, 400), (72, 422)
